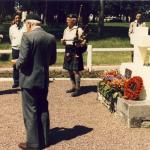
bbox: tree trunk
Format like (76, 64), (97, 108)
(44, 0), (48, 25)
(98, 0), (104, 35)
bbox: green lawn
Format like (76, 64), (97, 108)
(1, 22), (148, 67)
(0, 51), (132, 67)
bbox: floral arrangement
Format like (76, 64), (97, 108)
(98, 70), (143, 112)
(100, 70), (143, 99)
(124, 76), (143, 100)
(101, 69), (126, 89)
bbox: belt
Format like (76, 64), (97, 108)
(12, 47), (19, 50)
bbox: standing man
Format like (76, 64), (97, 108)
(12, 14), (56, 149)
(61, 14), (86, 97)
(128, 13), (146, 37)
(128, 13), (146, 62)
(9, 13), (25, 88)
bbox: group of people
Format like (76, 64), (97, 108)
(10, 13), (86, 96)
(7, 12), (146, 150)
(9, 12), (86, 150)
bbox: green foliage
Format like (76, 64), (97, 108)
(0, 43), (11, 49)
(0, 54), (10, 61)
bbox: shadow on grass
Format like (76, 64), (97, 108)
(48, 125), (93, 146)
(0, 88), (20, 95)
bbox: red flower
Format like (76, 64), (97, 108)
(124, 76), (143, 100)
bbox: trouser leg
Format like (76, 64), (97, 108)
(13, 64), (19, 85)
(21, 88), (50, 148)
(12, 49), (19, 85)
(38, 88), (50, 147)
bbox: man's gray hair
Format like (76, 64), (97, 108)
(26, 19), (41, 25)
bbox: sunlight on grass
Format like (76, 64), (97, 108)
(0, 22), (149, 67)
(89, 37), (132, 48)
(0, 43), (11, 49)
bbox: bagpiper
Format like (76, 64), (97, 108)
(61, 14), (87, 97)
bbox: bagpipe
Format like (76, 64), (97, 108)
(74, 4), (88, 54)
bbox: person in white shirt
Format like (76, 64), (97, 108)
(128, 13), (146, 37)
(61, 14), (86, 97)
(128, 13), (146, 62)
(9, 13), (25, 88)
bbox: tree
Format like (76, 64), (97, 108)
(44, 0), (48, 24)
(98, 0), (104, 35)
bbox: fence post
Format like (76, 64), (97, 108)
(87, 44), (92, 72)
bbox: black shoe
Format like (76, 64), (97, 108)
(12, 84), (19, 88)
(71, 89), (80, 97)
(18, 142), (39, 150)
(66, 88), (76, 93)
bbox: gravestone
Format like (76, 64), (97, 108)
(117, 26), (150, 127)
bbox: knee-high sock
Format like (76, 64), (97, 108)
(75, 75), (81, 90)
(69, 74), (76, 88)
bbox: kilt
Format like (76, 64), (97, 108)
(63, 45), (84, 71)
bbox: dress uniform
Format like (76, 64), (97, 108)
(61, 14), (86, 97)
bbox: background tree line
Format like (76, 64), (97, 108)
(1, 0), (150, 35)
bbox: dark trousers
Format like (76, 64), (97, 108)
(21, 87), (50, 149)
(12, 49), (19, 85)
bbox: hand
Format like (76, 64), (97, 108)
(66, 53), (70, 56)
(0, 34), (3, 39)
(11, 59), (17, 65)
(75, 54), (79, 58)
(75, 43), (81, 47)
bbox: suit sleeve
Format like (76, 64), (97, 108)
(49, 36), (57, 66)
(16, 33), (30, 69)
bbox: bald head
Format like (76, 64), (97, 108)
(25, 19), (41, 32)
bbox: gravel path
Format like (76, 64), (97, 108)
(0, 80), (150, 150)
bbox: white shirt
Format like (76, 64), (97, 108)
(128, 20), (146, 37)
(63, 25), (83, 45)
(9, 24), (26, 50)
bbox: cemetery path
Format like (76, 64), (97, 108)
(0, 80), (150, 150)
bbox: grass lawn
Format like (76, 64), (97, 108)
(0, 51), (132, 67)
(1, 22), (149, 67)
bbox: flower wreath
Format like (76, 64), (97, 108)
(124, 76), (143, 100)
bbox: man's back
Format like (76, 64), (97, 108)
(17, 27), (56, 89)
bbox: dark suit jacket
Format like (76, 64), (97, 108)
(16, 27), (56, 89)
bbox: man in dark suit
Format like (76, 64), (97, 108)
(12, 14), (56, 150)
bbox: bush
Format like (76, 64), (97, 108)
(0, 54), (10, 61)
